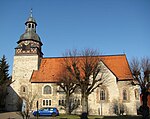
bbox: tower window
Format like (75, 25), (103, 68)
(32, 24), (34, 28)
(123, 89), (127, 101)
(100, 89), (106, 100)
(43, 85), (52, 94)
(23, 87), (25, 92)
(28, 24), (31, 28)
(21, 86), (27, 93)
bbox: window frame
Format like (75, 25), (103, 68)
(134, 89), (139, 100)
(42, 99), (51, 107)
(43, 85), (52, 94)
(20, 85), (27, 93)
(122, 88), (129, 102)
(99, 86), (108, 102)
(58, 86), (65, 94)
(100, 88), (106, 101)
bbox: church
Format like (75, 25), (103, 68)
(6, 12), (140, 115)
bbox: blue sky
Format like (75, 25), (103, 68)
(0, 0), (150, 74)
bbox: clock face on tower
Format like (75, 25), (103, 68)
(24, 41), (30, 46)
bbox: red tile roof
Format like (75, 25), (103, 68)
(30, 54), (133, 83)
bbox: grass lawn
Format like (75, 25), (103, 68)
(54, 114), (143, 119)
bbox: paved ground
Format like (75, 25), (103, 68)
(0, 112), (21, 119)
(0, 112), (57, 119)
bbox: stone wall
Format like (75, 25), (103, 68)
(6, 55), (40, 111)
(88, 64), (120, 115)
(117, 81), (140, 115)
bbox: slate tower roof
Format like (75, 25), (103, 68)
(18, 9), (42, 44)
(15, 9), (43, 57)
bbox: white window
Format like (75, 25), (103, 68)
(58, 99), (66, 106)
(42, 99), (51, 106)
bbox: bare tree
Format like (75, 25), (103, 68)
(130, 57), (150, 119)
(57, 68), (79, 114)
(63, 49), (106, 114)
(16, 93), (37, 119)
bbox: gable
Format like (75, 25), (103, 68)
(30, 54), (133, 83)
(100, 55), (133, 80)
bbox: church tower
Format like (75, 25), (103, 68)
(15, 10), (43, 57)
(8, 10), (43, 111)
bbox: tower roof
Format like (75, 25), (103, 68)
(19, 31), (41, 43)
(25, 9), (37, 25)
(18, 9), (42, 44)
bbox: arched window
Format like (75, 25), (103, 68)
(23, 87), (26, 92)
(21, 86), (27, 93)
(123, 89), (127, 101)
(74, 86), (81, 94)
(28, 23), (31, 28)
(43, 85), (52, 94)
(32, 24), (34, 28)
(100, 88), (106, 101)
(134, 89), (139, 100)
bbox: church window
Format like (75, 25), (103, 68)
(58, 99), (66, 106)
(74, 86), (81, 94)
(123, 89), (127, 101)
(42, 99), (51, 106)
(23, 87), (25, 92)
(58, 99), (80, 106)
(58, 100), (61, 105)
(134, 89), (139, 100)
(58, 86), (65, 94)
(21, 86), (27, 93)
(43, 85), (52, 94)
(32, 24), (34, 28)
(100, 89), (106, 100)
(28, 23), (31, 28)
(43, 100), (45, 105)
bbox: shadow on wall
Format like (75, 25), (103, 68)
(5, 86), (22, 111)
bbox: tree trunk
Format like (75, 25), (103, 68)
(65, 93), (70, 114)
(141, 88), (149, 119)
(81, 94), (88, 114)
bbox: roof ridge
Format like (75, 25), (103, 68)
(42, 54), (126, 59)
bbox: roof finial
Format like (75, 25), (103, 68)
(30, 8), (33, 17)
